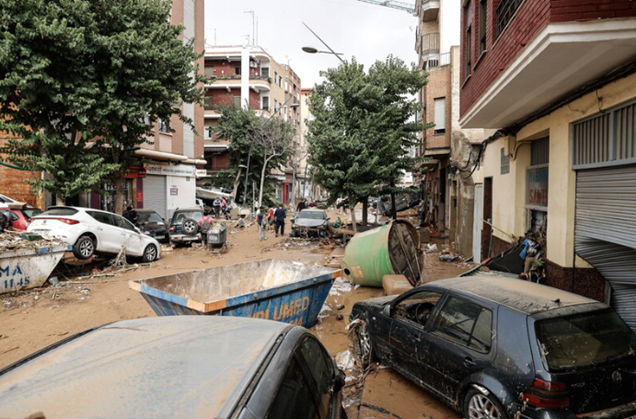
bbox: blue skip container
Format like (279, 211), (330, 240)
(129, 259), (342, 328)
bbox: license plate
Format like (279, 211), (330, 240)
(31, 229), (50, 235)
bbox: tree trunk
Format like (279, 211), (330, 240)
(362, 199), (368, 226)
(258, 155), (272, 209)
(113, 174), (124, 215)
(55, 195), (65, 206)
(232, 167), (243, 203)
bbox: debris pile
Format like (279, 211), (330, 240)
(0, 232), (66, 252)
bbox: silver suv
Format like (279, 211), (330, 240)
(168, 207), (204, 246)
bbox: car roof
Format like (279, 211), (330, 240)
(424, 275), (601, 315)
(0, 316), (292, 419)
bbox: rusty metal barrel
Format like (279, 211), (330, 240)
(341, 220), (422, 287)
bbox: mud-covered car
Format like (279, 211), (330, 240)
(0, 316), (347, 419)
(168, 207), (204, 246)
(350, 275), (636, 419)
(291, 209), (329, 238)
(136, 208), (168, 242)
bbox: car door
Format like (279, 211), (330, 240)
(86, 211), (119, 253)
(384, 290), (443, 385)
(113, 214), (144, 256)
(424, 295), (496, 403)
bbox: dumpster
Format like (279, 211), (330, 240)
(207, 224), (227, 246)
(341, 220), (422, 288)
(0, 244), (71, 294)
(129, 259), (343, 327)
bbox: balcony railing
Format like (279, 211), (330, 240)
(206, 75), (272, 83)
(426, 52), (450, 69)
(496, 0), (524, 36)
(420, 32), (440, 56)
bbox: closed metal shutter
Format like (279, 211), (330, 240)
(143, 175), (167, 221)
(575, 165), (636, 330)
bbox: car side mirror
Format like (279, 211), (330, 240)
(333, 368), (346, 392)
(382, 305), (391, 316)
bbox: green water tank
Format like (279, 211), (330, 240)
(341, 220), (422, 287)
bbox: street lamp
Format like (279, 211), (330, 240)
(301, 22), (345, 64)
(242, 96), (300, 210)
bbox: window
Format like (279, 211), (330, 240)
(500, 147), (509, 174)
(432, 296), (493, 353)
(497, 0), (524, 37)
(262, 96), (269, 111)
(299, 338), (332, 417)
(465, 0), (473, 76)
(262, 67), (270, 78)
(393, 291), (442, 325)
(234, 66), (241, 75)
(233, 95), (241, 107)
(479, 0), (487, 55)
(434, 98), (446, 135)
(159, 118), (170, 133)
(204, 66), (215, 78)
(267, 357), (320, 419)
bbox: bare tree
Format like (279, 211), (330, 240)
(252, 117), (295, 207)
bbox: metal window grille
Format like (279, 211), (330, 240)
(496, 0), (525, 37)
(572, 100), (636, 169)
(501, 147), (509, 174)
(531, 137), (550, 166)
(479, 0), (487, 54)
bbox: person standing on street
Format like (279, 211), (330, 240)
(212, 198), (222, 218)
(123, 206), (140, 227)
(256, 207), (267, 241)
(274, 205), (286, 237)
(267, 207), (275, 231)
(198, 211), (214, 249)
(296, 198), (306, 213)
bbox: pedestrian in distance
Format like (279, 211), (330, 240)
(212, 198), (222, 218)
(123, 206), (140, 227)
(198, 211), (214, 249)
(296, 198), (307, 213)
(274, 205), (286, 237)
(267, 207), (275, 231)
(257, 206), (267, 241)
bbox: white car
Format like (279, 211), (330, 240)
(27, 206), (161, 262)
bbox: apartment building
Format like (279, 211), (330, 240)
(414, 0), (486, 259)
(460, 0), (636, 327)
(202, 45), (302, 204)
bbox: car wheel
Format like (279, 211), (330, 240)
(73, 235), (95, 260)
(464, 388), (508, 419)
(182, 218), (199, 235)
(349, 316), (374, 370)
(142, 244), (158, 262)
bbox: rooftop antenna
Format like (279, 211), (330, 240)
(244, 10), (255, 46)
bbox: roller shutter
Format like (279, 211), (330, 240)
(143, 175), (167, 221)
(575, 165), (636, 330)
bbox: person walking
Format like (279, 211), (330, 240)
(123, 205), (140, 226)
(256, 207), (267, 241)
(267, 207), (275, 231)
(212, 198), (222, 218)
(296, 199), (306, 213)
(274, 205), (286, 237)
(198, 211), (214, 249)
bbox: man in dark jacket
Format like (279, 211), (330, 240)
(274, 205), (286, 237)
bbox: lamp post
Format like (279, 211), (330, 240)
(301, 22), (345, 64)
(242, 96), (300, 211)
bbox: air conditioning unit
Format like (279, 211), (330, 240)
(250, 62), (257, 68)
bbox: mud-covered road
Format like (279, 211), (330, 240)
(0, 210), (470, 419)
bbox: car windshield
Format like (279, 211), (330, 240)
(41, 208), (78, 216)
(536, 309), (636, 372)
(139, 212), (163, 223)
(299, 211), (325, 220)
(171, 210), (203, 225)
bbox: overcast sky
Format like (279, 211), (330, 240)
(205, 0), (426, 88)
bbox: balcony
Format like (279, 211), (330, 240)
(418, 32), (440, 69)
(461, 18), (636, 129)
(416, 0), (440, 22)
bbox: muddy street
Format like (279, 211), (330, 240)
(0, 212), (469, 419)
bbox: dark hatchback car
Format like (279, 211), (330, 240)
(350, 276), (636, 419)
(0, 316), (346, 419)
(136, 208), (168, 242)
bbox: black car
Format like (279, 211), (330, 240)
(291, 209), (329, 238)
(136, 208), (168, 242)
(168, 207), (204, 246)
(0, 316), (346, 419)
(350, 275), (636, 419)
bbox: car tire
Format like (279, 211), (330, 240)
(73, 235), (95, 260)
(464, 388), (508, 419)
(349, 316), (374, 370)
(182, 218), (199, 235)
(142, 244), (158, 262)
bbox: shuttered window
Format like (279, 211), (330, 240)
(434, 98), (446, 135)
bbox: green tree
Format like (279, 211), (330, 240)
(0, 0), (204, 210)
(306, 56), (429, 228)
